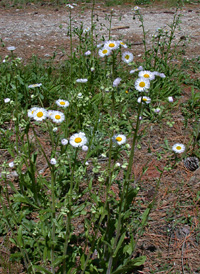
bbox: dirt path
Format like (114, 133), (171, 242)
(0, 2), (200, 61)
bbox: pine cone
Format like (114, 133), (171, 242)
(183, 157), (199, 171)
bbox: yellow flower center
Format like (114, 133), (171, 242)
(144, 74), (150, 78)
(109, 43), (115, 48)
(125, 90), (129, 94)
(60, 101), (65, 105)
(120, 42), (125, 45)
(142, 98), (147, 102)
(139, 82), (145, 88)
(55, 114), (61, 120)
(31, 110), (35, 114)
(102, 49), (108, 54)
(75, 137), (82, 143)
(176, 146), (182, 150)
(125, 55), (129, 60)
(37, 111), (43, 118)
(116, 136), (122, 142)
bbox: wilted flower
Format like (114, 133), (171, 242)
(7, 46), (16, 51)
(172, 143), (185, 153)
(28, 107), (38, 118)
(153, 107), (161, 113)
(76, 78), (88, 83)
(66, 4), (74, 9)
(118, 41), (128, 48)
(85, 50), (91, 56)
(28, 83), (42, 88)
(53, 127), (58, 132)
(113, 77), (122, 87)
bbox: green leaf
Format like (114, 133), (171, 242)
(111, 256), (146, 274)
(141, 208), (150, 226)
(113, 232), (126, 258)
(32, 265), (52, 274)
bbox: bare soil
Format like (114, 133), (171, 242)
(0, 2), (200, 274)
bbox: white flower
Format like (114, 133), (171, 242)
(85, 161), (89, 166)
(133, 6), (140, 11)
(154, 107), (161, 113)
(66, 4), (74, 9)
(172, 143), (185, 154)
(7, 46), (16, 51)
(53, 127), (58, 132)
(82, 145), (88, 151)
(135, 78), (150, 92)
(9, 161), (15, 168)
(83, 27), (90, 33)
(28, 107), (38, 118)
(85, 50), (91, 56)
(61, 138), (68, 145)
(70, 132), (87, 147)
(78, 93), (83, 98)
(97, 43), (103, 48)
(104, 40), (119, 51)
(4, 98), (11, 103)
(47, 110), (56, 118)
(113, 77), (122, 87)
(98, 47), (111, 57)
(33, 108), (47, 121)
(115, 162), (121, 168)
(118, 41), (128, 48)
(137, 96), (151, 104)
(76, 78), (88, 83)
(168, 96), (173, 102)
(122, 52), (134, 63)
(28, 83), (42, 88)
(56, 99), (69, 108)
(50, 158), (57, 165)
(138, 70), (155, 81)
(154, 71), (166, 78)
(112, 134), (126, 145)
(51, 111), (65, 123)
(130, 66), (144, 74)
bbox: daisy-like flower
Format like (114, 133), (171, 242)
(47, 110), (56, 118)
(50, 158), (57, 165)
(7, 46), (16, 51)
(137, 96), (151, 104)
(118, 41), (128, 48)
(168, 96), (173, 102)
(33, 108), (47, 121)
(122, 51), (134, 64)
(130, 66), (143, 74)
(98, 47), (111, 57)
(133, 6), (140, 11)
(172, 143), (185, 154)
(138, 70), (155, 81)
(83, 27), (90, 33)
(113, 77), (122, 87)
(51, 111), (65, 124)
(135, 78), (150, 92)
(76, 78), (88, 83)
(56, 99), (69, 108)
(28, 107), (38, 118)
(70, 132), (87, 148)
(112, 134), (126, 145)
(61, 138), (68, 145)
(28, 83), (42, 88)
(104, 40), (119, 51)
(4, 98), (11, 103)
